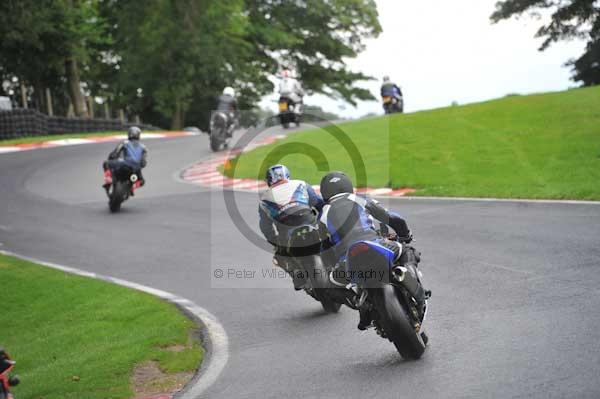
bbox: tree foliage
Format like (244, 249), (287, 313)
(0, 0), (381, 128)
(491, 0), (600, 86)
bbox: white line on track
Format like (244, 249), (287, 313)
(0, 249), (228, 399)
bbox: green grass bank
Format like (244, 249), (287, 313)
(225, 86), (600, 200)
(0, 254), (203, 399)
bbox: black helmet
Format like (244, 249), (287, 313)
(128, 126), (142, 140)
(320, 171), (353, 201)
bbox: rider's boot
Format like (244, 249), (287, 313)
(357, 308), (373, 331)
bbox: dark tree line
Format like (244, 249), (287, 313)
(0, 0), (381, 129)
(491, 0), (600, 86)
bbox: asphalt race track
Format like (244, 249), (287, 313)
(1, 130), (600, 399)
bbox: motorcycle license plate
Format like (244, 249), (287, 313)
(278, 102), (288, 112)
(382, 96), (392, 104)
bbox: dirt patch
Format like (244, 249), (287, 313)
(131, 361), (192, 399)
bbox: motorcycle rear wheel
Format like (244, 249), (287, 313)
(109, 182), (125, 213)
(374, 284), (427, 359)
(310, 256), (341, 313)
(210, 132), (222, 152)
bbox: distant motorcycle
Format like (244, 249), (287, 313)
(0, 348), (19, 399)
(331, 231), (429, 359)
(278, 96), (302, 129)
(209, 112), (233, 152)
(382, 95), (403, 114)
(105, 165), (141, 213)
(278, 216), (341, 313)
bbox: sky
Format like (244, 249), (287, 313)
(261, 0), (587, 119)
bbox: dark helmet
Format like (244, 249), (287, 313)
(320, 171), (353, 201)
(128, 126), (142, 140)
(265, 164), (290, 187)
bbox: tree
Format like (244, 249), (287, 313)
(0, 0), (110, 116)
(246, 0), (382, 105)
(491, 0), (600, 86)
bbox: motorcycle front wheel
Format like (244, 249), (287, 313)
(373, 284), (427, 359)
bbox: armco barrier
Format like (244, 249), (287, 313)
(0, 109), (158, 140)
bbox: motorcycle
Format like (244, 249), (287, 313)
(382, 95), (403, 114)
(105, 165), (141, 213)
(331, 233), (429, 359)
(278, 96), (302, 129)
(209, 111), (232, 152)
(278, 217), (341, 313)
(0, 348), (19, 399)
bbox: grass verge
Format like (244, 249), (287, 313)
(0, 254), (203, 399)
(225, 86), (600, 200)
(0, 131), (123, 145)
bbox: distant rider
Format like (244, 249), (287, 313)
(318, 171), (429, 330)
(259, 164), (324, 289)
(278, 69), (304, 110)
(102, 126), (147, 193)
(380, 75), (403, 101)
(216, 86), (238, 136)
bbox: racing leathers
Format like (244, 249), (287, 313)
(102, 139), (147, 188)
(216, 94), (238, 135)
(318, 192), (426, 329)
(259, 180), (324, 288)
(380, 82), (403, 100)
(278, 77), (304, 108)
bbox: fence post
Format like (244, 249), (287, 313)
(87, 97), (94, 118)
(46, 88), (53, 116)
(119, 109), (125, 123)
(20, 84), (28, 109)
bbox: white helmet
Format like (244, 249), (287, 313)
(383, 76), (391, 83)
(223, 87), (235, 97)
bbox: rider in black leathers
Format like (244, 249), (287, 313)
(102, 126), (147, 192)
(318, 171), (428, 330)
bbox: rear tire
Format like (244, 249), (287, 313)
(108, 182), (125, 213)
(310, 256), (341, 313)
(374, 284), (426, 359)
(210, 133), (221, 152)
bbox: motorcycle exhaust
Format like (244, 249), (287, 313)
(392, 265), (422, 300)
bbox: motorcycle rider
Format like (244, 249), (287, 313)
(318, 171), (429, 330)
(381, 76), (403, 100)
(102, 126), (147, 193)
(216, 86), (238, 136)
(278, 69), (304, 112)
(259, 164), (324, 289)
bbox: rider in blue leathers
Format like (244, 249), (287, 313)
(259, 164), (324, 289)
(102, 126), (147, 193)
(318, 171), (428, 330)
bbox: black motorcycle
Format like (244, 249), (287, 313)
(333, 234), (429, 359)
(0, 348), (19, 399)
(106, 165), (140, 213)
(281, 219), (341, 313)
(209, 111), (232, 152)
(278, 96), (302, 129)
(382, 95), (403, 114)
